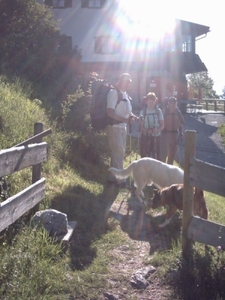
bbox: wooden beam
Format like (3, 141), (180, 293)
(0, 178), (46, 232)
(182, 130), (196, 256)
(0, 143), (47, 177)
(188, 216), (225, 248)
(14, 128), (52, 147)
(189, 158), (225, 197)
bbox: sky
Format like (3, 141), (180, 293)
(121, 0), (224, 95)
(173, 0), (224, 95)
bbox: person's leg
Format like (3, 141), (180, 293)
(167, 133), (178, 165)
(107, 126), (126, 183)
(161, 133), (169, 163)
(149, 136), (156, 159)
(156, 135), (161, 161)
(140, 134), (149, 158)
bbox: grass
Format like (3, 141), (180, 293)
(0, 77), (225, 299)
(218, 124), (225, 145)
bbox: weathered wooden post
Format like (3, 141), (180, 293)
(182, 130), (196, 259)
(32, 122), (44, 213)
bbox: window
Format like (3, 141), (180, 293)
(81, 0), (106, 8)
(182, 35), (192, 52)
(89, 0), (101, 7)
(44, 0), (72, 8)
(95, 35), (121, 54)
(53, 0), (65, 7)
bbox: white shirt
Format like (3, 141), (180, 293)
(107, 89), (132, 128)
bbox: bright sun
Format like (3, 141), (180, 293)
(117, 0), (176, 40)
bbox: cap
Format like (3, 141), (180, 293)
(168, 97), (177, 103)
(118, 73), (132, 83)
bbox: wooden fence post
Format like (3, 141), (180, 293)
(32, 122), (44, 213)
(182, 130), (196, 259)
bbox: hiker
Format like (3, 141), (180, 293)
(106, 73), (138, 188)
(161, 97), (185, 165)
(139, 92), (164, 160)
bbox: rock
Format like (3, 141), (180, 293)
(130, 266), (156, 289)
(103, 292), (118, 300)
(130, 272), (148, 289)
(31, 209), (68, 237)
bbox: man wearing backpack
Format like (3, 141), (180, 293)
(161, 97), (185, 165)
(106, 73), (138, 188)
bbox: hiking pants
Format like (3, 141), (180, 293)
(106, 125), (127, 184)
(140, 133), (161, 160)
(161, 131), (179, 165)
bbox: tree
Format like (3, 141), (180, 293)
(0, 0), (60, 81)
(0, 0), (83, 112)
(187, 72), (218, 99)
(221, 86), (225, 99)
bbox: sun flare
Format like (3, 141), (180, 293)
(118, 0), (176, 40)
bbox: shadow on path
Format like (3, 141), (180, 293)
(108, 194), (182, 255)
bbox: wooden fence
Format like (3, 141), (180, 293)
(182, 130), (225, 258)
(188, 99), (225, 113)
(0, 123), (51, 233)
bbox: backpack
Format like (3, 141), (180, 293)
(142, 104), (161, 129)
(90, 79), (122, 131)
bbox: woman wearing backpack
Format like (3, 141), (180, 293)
(139, 92), (164, 160)
(161, 97), (185, 165)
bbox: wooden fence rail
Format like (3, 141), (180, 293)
(182, 130), (225, 257)
(181, 99), (225, 113)
(0, 122), (50, 233)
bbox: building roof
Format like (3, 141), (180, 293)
(178, 19), (210, 38)
(82, 51), (207, 75)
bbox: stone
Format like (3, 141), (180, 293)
(130, 266), (156, 289)
(31, 209), (68, 237)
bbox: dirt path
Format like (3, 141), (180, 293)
(179, 113), (225, 168)
(101, 185), (181, 299)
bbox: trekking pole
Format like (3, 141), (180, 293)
(153, 115), (157, 160)
(136, 118), (141, 160)
(129, 119), (132, 163)
(128, 118), (132, 190)
(154, 132), (157, 160)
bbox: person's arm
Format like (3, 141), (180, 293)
(177, 109), (184, 135)
(152, 109), (164, 134)
(152, 119), (164, 134)
(179, 124), (183, 136)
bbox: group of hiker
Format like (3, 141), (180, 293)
(105, 73), (184, 188)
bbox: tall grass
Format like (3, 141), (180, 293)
(0, 76), (48, 149)
(0, 76), (113, 299)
